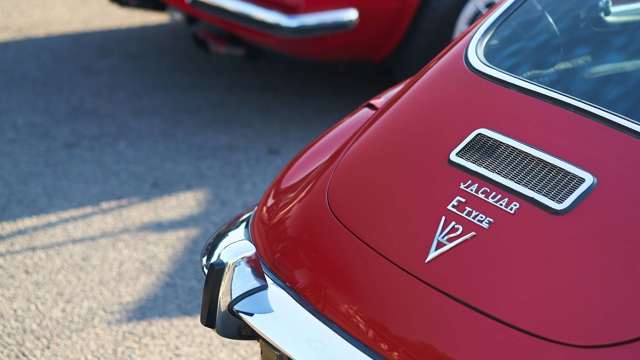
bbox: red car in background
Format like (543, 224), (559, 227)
(197, 0), (640, 358)
(112, 0), (497, 76)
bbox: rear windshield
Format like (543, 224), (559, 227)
(481, 0), (640, 124)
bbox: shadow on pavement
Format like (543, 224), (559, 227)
(0, 22), (392, 321)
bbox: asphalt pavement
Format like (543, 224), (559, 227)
(0, 1), (391, 359)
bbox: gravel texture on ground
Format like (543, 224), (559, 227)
(0, 1), (390, 358)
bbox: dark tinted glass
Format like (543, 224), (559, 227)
(483, 0), (640, 123)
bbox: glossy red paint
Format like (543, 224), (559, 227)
(327, 37), (640, 347)
(251, 10), (640, 359)
(162, 0), (419, 61)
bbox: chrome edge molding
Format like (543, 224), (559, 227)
(236, 274), (375, 360)
(450, 129), (595, 212)
(466, 0), (640, 134)
(200, 210), (378, 359)
(187, 0), (359, 37)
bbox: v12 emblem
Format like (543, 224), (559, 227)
(426, 216), (476, 263)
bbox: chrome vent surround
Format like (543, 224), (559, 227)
(450, 129), (595, 212)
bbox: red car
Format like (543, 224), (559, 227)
(112, 0), (497, 76)
(200, 0), (640, 358)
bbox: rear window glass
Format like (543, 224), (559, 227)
(481, 0), (640, 124)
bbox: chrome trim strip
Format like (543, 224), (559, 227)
(187, 0), (359, 37)
(450, 129), (595, 212)
(467, 0), (640, 134)
(235, 274), (375, 360)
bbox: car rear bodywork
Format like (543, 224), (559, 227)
(202, 1), (640, 358)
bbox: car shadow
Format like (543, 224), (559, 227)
(0, 22), (393, 321)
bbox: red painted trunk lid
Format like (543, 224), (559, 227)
(327, 45), (640, 346)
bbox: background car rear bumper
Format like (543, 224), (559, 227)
(188, 0), (359, 37)
(163, 0), (418, 61)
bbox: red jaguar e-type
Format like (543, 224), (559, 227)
(200, 0), (640, 358)
(112, 0), (496, 76)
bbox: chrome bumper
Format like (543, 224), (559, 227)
(200, 209), (378, 359)
(187, 0), (359, 37)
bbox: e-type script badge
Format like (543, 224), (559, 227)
(426, 216), (476, 263)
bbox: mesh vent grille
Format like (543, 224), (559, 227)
(456, 133), (587, 205)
